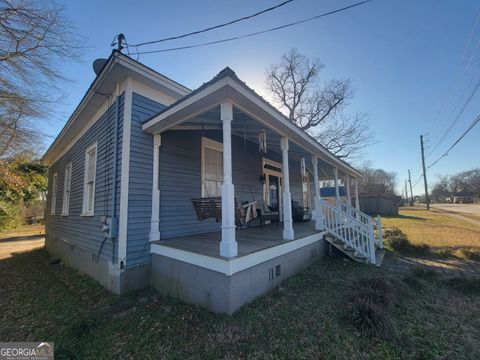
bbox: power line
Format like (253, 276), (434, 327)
(412, 173), (423, 188)
(428, 113), (480, 169)
(425, 8), (480, 148)
(131, 0), (296, 47)
(128, 0), (372, 55)
(428, 81), (480, 157)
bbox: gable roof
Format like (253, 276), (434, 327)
(143, 67), (362, 178)
(42, 51), (190, 165)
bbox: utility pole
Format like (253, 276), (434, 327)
(408, 169), (414, 205)
(404, 179), (408, 202)
(420, 135), (430, 210)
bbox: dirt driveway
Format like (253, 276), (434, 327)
(0, 224), (45, 260)
(431, 203), (480, 226)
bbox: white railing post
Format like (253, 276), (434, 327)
(149, 134), (161, 242)
(376, 215), (384, 249)
(220, 101), (237, 258)
(311, 155), (324, 230)
(281, 137), (294, 240)
(368, 222), (376, 264)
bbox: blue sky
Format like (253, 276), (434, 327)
(47, 0), (480, 195)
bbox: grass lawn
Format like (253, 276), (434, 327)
(382, 207), (480, 260)
(1, 248), (479, 359)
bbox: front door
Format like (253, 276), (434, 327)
(268, 174), (280, 211)
(262, 158), (284, 221)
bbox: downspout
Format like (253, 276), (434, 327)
(110, 83), (120, 262)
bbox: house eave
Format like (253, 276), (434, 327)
(42, 51), (191, 166)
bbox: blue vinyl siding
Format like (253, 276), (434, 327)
(126, 93), (167, 267)
(45, 94), (124, 263)
(159, 130), (307, 239)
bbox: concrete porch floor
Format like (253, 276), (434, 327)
(152, 221), (320, 259)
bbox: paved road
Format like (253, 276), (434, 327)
(0, 224), (45, 260)
(431, 204), (480, 226)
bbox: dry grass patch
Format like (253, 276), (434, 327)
(382, 208), (480, 261)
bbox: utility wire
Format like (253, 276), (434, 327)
(412, 174), (423, 188)
(428, 81), (480, 157)
(426, 8), (480, 148)
(131, 0), (295, 47)
(428, 113), (480, 169)
(128, 0), (372, 55)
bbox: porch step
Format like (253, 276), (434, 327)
(324, 233), (368, 264)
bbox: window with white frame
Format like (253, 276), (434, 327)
(51, 172), (58, 215)
(62, 163), (72, 215)
(201, 137), (223, 197)
(82, 143), (97, 215)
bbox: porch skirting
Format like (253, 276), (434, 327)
(150, 231), (327, 314)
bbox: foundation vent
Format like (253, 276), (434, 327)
(269, 265), (282, 281)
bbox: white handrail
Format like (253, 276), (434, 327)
(336, 199), (383, 251)
(319, 199), (375, 263)
(336, 199), (370, 225)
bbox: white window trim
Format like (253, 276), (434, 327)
(82, 142), (97, 216)
(201, 137), (223, 197)
(62, 162), (72, 216)
(50, 172), (58, 215)
(261, 157), (284, 220)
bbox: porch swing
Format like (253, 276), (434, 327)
(190, 114), (259, 229)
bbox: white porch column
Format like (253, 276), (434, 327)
(346, 174), (351, 205)
(333, 168), (340, 202)
(281, 137), (294, 240)
(311, 155), (324, 230)
(355, 177), (360, 210)
(220, 101), (237, 258)
(149, 134), (161, 242)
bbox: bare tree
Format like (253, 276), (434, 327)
(0, 0), (82, 158)
(357, 161), (397, 196)
(265, 49), (373, 159)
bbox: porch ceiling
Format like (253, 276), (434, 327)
(142, 71), (361, 178)
(167, 107), (339, 179)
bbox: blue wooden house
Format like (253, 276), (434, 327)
(43, 51), (383, 314)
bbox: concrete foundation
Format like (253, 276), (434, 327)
(150, 239), (326, 314)
(45, 234), (150, 295)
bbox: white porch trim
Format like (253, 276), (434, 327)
(219, 101), (237, 258)
(151, 230), (326, 276)
(281, 137), (294, 240)
(346, 174), (351, 204)
(333, 167), (340, 201)
(149, 134), (161, 242)
(142, 74), (361, 178)
(355, 177), (360, 210)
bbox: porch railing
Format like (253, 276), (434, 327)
(319, 198), (376, 263)
(336, 199), (383, 250)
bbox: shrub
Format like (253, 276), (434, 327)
(383, 227), (430, 256)
(347, 277), (397, 339)
(458, 249), (480, 262)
